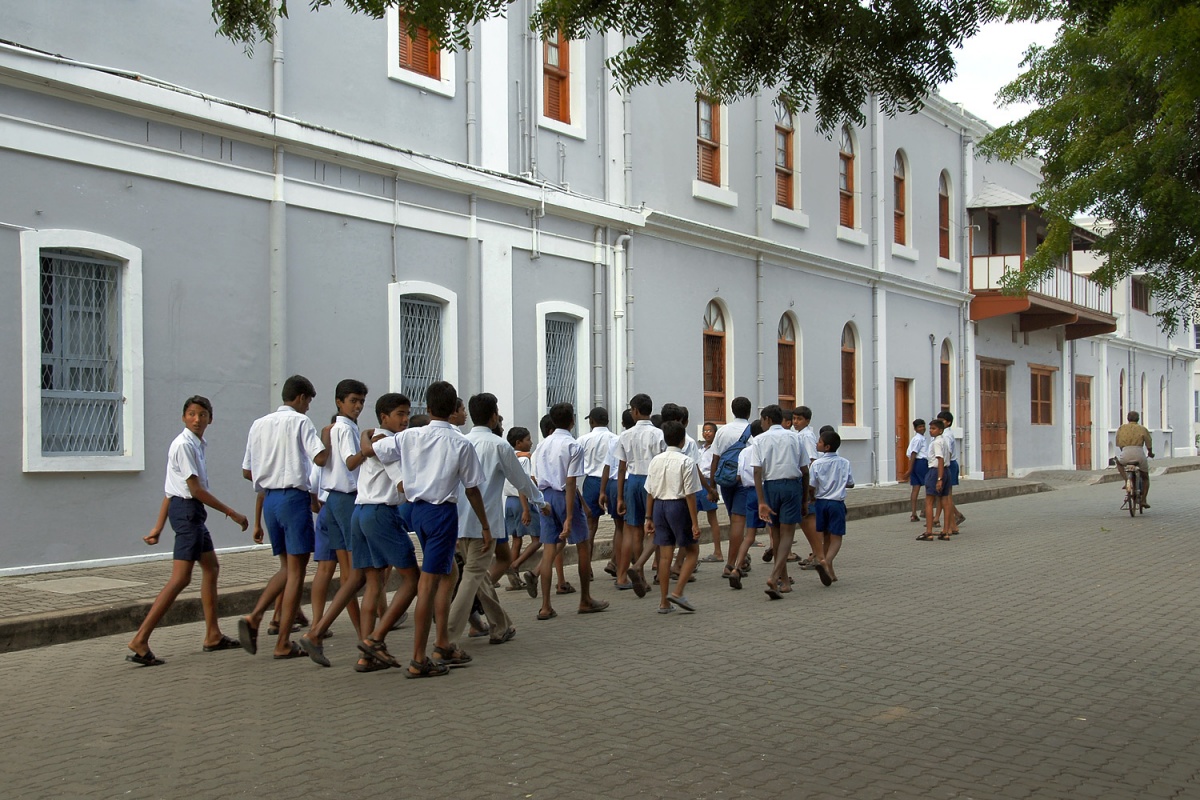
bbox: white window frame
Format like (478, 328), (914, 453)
(771, 106), (809, 229)
(387, 281), (459, 400)
(536, 36), (587, 140)
(536, 301), (590, 421)
(21, 230), (144, 473)
(837, 125), (863, 237)
(386, 9), (457, 98)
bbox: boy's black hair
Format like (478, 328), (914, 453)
(731, 396), (752, 419)
(335, 378), (368, 402)
(819, 425), (835, 434)
(375, 392), (410, 422)
(937, 410), (954, 425)
(409, 414), (431, 428)
(469, 393), (499, 426)
(679, 406), (690, 426)
(621, 409), (635, 430)
(702, 421), (717, 431)
(792, 405), (812, 421)
(760, 404), (784, 425)
(587, 407), (609, 426)
(282, 374), (316, 402)
(507, 426), (531, 448)
(662, 420), (686, 448)
(539, 414), (554, 438)
(749, 420), (764, 437)
(549, 402), (575, 430)
(913, 418), (926, 428)
(425, 381), (458, 418)
(629, 393), (653, 416)
(660, 402), (683, 423)
(820, 430), (842, 451)
(650, 414), (663, 428)
(182, 395), (213, 419)
(929, 418), (945, 431)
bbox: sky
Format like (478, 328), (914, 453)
(939, 19), (1061, 128)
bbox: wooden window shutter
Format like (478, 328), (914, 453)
(939, 175), (951, 259)
(697, 99), (720, 186)
(543, 33), (570, 122)
(399, 13), (439, 79)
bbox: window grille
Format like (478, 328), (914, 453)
(774, 102), (794, 209)
(545, 316), (577, 412)
(40, 251), (122, 454)
(398, 298), (443, 415)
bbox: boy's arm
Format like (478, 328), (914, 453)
(616, 461), (628, 514)
(143, 497), (170, 545)
(252, 492), (265, 544)
(644, 491), (656, 535)
(686, 492), (699, 538)
(186, 476), (249, 531)
(598, 464), (610, 510)
(561, 475), (578, 541)
(498, 445), (545, 508)
(463, 486), (492, 550)
(519, 494), (532, 525)
(755, 466), (772, 523)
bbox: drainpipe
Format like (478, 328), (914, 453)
(614, 234), (633, 401)
(870, 95), (886, 484)
(593, 227), (606, 407)
(961, 133), (976, 476)
(465, 194), (481, 394)
(756, 255), (765, 410)
(754, 93), (765, 409)
(526, 0), (538, 179)
(622, 46), (633, 208)
(465, 27), (478, 164)
(268, 27), (286, 402)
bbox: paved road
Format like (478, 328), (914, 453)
(4, 473), (1199, 798)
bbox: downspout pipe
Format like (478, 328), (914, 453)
(465, 194), (482, 394)
(614, 234), (632, 403)
(268, 27), (286, 402)
(870, 96), (886, 484)
(465, 27), (478, 164)
(754, 92), (765, 410)
(593, 227), (606, 408)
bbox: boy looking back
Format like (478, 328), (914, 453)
(644, 421), (701, 613)
(318, 379), (369, 638)
(903, 419), (929, 522)
(809, 430), (854, 582)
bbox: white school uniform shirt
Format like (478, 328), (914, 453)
(321, 415), (361, 493)
(164, 428), (207, 499)
(709, 418), (751, 463)
(355, 436), (405, 506)
(810, 452), (855, 501)
(242, 405), (326, 493)
(645, 447), (701, 500)
(906, 433), (929, 461)
(748, 425), (810, 480)
(944, 430), (959, 462)
(795, 425), (819, 463)
(372, 421), (484, 503)
(698, 441), (715, 479)
(614, 420), (666, 476)
(532, 429), (585, 492)
(308, 463), (329, 504)
(929, 434), (951, 469)
(578, 426), (619, 478)
(737, 439), (758, 488)
(503, 451), (533, 498)
(458, 426), (545, 539)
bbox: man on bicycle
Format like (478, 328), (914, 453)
(1115, 411), (1155, 508)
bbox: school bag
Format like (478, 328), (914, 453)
(713, 424), (752, 488)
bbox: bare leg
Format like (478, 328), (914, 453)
(725, 514), (745, 575)
(673, 544), (699, 598)
(305, 558), (363, 640)
(656, 546), (672, 609)
(923, 494), (936, 536)
(371, 567), (419, 641)
(576, 540), (602, 609)
(359, 568), (383, 640)
(538, 543), (559, 617)
(431, 573), (455, 652)
(796, 513), (826, 565)
(909, 486), (920, 521)
(245, 564), (288, 628)
(554, 550), (567, 589)
(274, 553), (310, 656)
(488, 540), (514, 583)
(129, 560), (194, 653)
(707, 510), (724, 559)
(411, 571), (440, 666)
(197, 551), (223, 645)
(824, 533), (842, 581)
(768, 524), (796, 592)
(335, 549), (362, 634)
(310, 559), (336, 622)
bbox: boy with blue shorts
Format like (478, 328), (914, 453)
(127, 396), (249, 666)
(364, 381), (490, 678)
(725, 421), (765, 590)
(809, 430), (854, 582)
(614, 393), (665, 596)
(903, 419), (929, 522)
(501, 427), (536, 589)
(578, 407), (619, 546)
(919, 418), (959, 540)
(306, 462), (339, 625)
(531, 402), (610, 619)
(239, 375), (328, 659)
(935, 410), (965, 529)
(599, 408), (633, 577)
(645, 421), (701, 613)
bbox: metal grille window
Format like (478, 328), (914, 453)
(398, 298), (443, 415)
(545, 316), (577, 412)
(39, 251), (122, 455)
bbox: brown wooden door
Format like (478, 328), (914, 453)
(1075, 376), (1093, 470)
(980, 363), (1008, 478)
(894, 379), (911, 481)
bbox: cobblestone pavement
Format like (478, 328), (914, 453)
(3, 472), (1199, 798)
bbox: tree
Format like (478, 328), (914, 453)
(981, 0), (1200, 332)
(211, 0), (995, 131)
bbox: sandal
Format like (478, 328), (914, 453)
(202, 635), (240, 652)
(272, 643), (306, 660)
(937, 533), (952, 541)
(356, 637), (402, 669)
(556, 582), (577, 595)
(536, 609), (558, 620)
(700, 554), (723, 563)
(915, 534), (936, 541)
(404, 658), (450, 678)
(431, 643), (473, 667)
(126, 648), (165, 666)
(354, 657), (390, 673)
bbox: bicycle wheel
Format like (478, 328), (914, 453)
(1128, 484), (1136, 517)
(1136, 472), (1145, 515)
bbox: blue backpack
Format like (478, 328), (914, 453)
(713, 424), (752, 488)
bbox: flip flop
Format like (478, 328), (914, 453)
(404, 658), (449, 679)
(657, 606), (675, 614)
(556, 582), (577, 595)
(298, 636), (330, 667)
(126, 649), (165, 666)
(915, 534), (936, 541)
(202, 635), (240, 652)
(273, 643), (306, 660)
(765, 587), (784, 600)
(728, 571), (743, 590)
(489, 626), (517, 644)
(578, 599), (610, 614)
(614, 581), (634, 590)
(762, 548), (774, 563)
(237, 618), (258, 655)
(630, 571), (649, 598)
(603, 562), (618, 577)
(667, 595), (695, 612)
(536, 609), (558, 621)
(814, 561), (833, 587)
(266, 621), (302, 636)
(700, 554), (723, 563)
(523, 571), (539, 598)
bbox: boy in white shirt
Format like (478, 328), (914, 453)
(725, 421), (766, 590)
(500, 427), (536, 589)
(318, 379), (369, 638)
(127, 396), (248, 666)
(644, 421), (702, 613)
(918, 418), (959, 540)
(903, 419), (929, 522)
(697, 421), (725, 563)
(809, 430), (854, 582)
(614, 393), (666, 595)
(599, 409), (633, 578)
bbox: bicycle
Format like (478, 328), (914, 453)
(1111, 453), (1151, 517)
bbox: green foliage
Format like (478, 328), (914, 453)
(982, 0), (1200, 332)
(211, 0), (996, 131)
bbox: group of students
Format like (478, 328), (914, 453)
(901, 411), (965, 540)
(124, 378), (854, 675)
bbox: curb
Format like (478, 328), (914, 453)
(1086, 461), (1200, 485)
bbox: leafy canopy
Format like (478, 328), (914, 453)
(211, 0), (995, 130)
(982, 0), (1200, 332)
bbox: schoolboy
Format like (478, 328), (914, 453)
(318, 379), (369, 636)
(725, 421), (766, 590)
(500, 426), (536, 590)
(644, 421), (702, 613)
(708, 397), (753, 578)
(935, 410), (966, 528)
(514, 415), (570, 593)
(126, 396), (249, 666)
(361, 381), (490, 677)
(918, 418), (959, 540)
(697, 421), (725, 563)
(791, 406), (819, 464)
(578, 407), (619, 546)
(614, 393), (666, 595)
(599, 409), (633, 578)
(299, 393), (411, 670)
(677, 406), (718, 573)
(239, 375), (328, 659)
(636, 403), (709, 581)
(531, 402), (610, 619)
(307, 460), (339, 626)
(809, 430), (854, 582)
(449, 393), (546, 643)
(903, 419), (929, 522)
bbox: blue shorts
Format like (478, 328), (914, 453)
(351, 503), (417, 570)
(925, 468), (952, 497)
(168, 497), (214, 561)
(605, 479), (624, 522)
(504, 496), (537, 539)
(763, 478), (805, 525)
(719, 483), (739, 515)
(814, 498), (847, 535)
(949, 460), (960, 486)
(652, 498), (696, 547)
(262, 488), (315, 556)
(623, 474), (648, 527)
(736, 485), (766, 529)
(313, 505), (336, 562)
(539, 488), (589, 545)
(408, 500), (458, 575)
(582, 476), (603, 520)
(397, 502), (412, 531)
(696, 486), (718, 513)
(323, 490), (356, 552)
(909, 458), (928, 487)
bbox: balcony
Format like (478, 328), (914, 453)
(970, 254), (1117, 340)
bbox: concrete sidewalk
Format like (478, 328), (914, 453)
(2, 458), (1194, 652)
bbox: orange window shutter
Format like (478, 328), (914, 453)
(894, 208), (905, 245)
(776, 171), (792, 208)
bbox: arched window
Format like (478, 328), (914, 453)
(778, 314), (797, 409)
(938, 172), (951, 259)
(774, 101), (795, 209)
(940, 339), (952, 414)
(841, 323), (857, 425)
(1119, 369), (1126, 421)
(839, 127), (855, 228)
(893, 151), (907, 245)
(703, 301), (727, 424)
